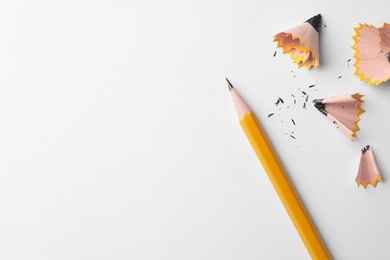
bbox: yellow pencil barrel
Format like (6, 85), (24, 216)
(240, 112), (331, 260)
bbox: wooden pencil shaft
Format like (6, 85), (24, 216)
(229, 87), (331, 259)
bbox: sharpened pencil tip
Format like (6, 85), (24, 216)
(226, 78), (234, 91)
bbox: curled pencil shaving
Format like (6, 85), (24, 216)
(273, 14), (321, 69)
(356, 146), (382, 188)
(352, 23), (390, 85)
(313, 93), (365, 141)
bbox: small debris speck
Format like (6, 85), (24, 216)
(273, 51), (277, 57)
(302, 91), (307, 95)
(308, 84), (315, 88)
(279, 97), (284, 104)
(324, 24), (327, 28)
(290, 135), (296, 139)
(291, 119), (296, 125)
(338, 76), (342, 79)
(268, 113), (274, 118)
(303, 103), (306, 109)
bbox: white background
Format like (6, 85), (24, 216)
(0, 0), (389, 259)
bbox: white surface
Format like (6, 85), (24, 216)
(0, 0), (389, 259)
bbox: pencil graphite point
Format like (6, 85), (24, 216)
(226, 78), (234, 91)
(313, 99), (327, 116)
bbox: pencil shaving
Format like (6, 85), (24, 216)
(352, 23), (390, 85)
(273, 14), (321, 69)
(356, 146), (382, 188)
(313, 93), (364, 141)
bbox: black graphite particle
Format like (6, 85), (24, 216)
(302, 91), (307, 95)
(338, 76), (342, 79)
(290, 135), (296, 139)
(273, 51), (277, 57)
(268, 113), (274, 118)
(308, 85), (315, 88)
(279, 97), (284, 104)
(291, 119), (296, 125)
(362, 145), (370, 153)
